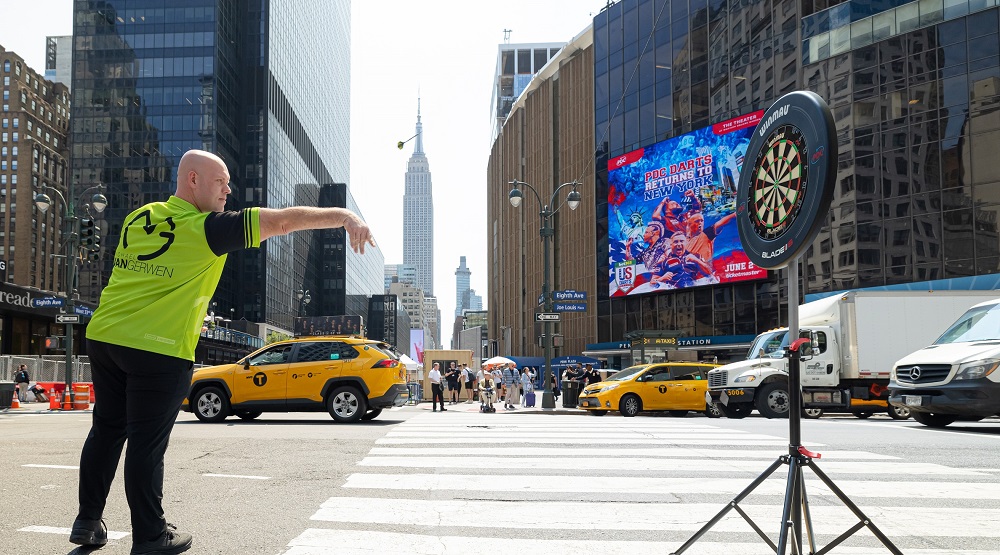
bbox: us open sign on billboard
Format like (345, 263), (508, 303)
(607, 111), (769, 297)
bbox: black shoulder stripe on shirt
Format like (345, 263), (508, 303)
(205, 210), (250, 256)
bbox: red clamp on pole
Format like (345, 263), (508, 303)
(788, 338), (811, 353)
(797, 446), (822, 459)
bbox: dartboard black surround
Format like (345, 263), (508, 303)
(736, 91), (837, 270)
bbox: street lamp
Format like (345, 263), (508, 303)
(508, 179), (582, 409)
(34, 184), (108, 407)
(296, 288), (312, 316)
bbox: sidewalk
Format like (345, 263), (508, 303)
(406, 398), (585, 415)
(1, 399), (93, 414)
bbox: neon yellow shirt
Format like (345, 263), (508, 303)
(87, 196), (261, 360)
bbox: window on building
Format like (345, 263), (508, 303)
(2, 60), (8, 72)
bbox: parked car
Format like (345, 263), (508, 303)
(182, 336), (408, 423)
(578, 362), (719, 417)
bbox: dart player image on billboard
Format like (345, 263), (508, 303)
(608, 111), (769, 297)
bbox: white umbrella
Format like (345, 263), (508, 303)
(482, 356), (515, 367)
(398, 354), (419, 371)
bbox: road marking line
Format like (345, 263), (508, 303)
(359, 455), (960, 475)
(284, 528), (998, 554)
(368, 446), (898, 459)
(18, 525), (130, 540)
(376, 437), (811, 446)
(343, 473), (1000, 499)
(309, 496), (1000, 537)
(202, 473), (271, 480)
(22, 464), (79, 470)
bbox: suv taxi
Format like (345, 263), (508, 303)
(578, 362), (719, 417)
(182, 336), (408, 423)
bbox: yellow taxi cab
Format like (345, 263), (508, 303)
(181, 336), (408, 423)
(577, 362), (719, 417)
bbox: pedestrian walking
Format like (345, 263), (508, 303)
(501, 363), (520, 410)
(13, 364), (30, 402)
(70, 149), (377, 555)
(520, 367), (535, 407)
(445, 362), (461, 404)
(429, 362), (446, 412)
(462, 364), (476, 403)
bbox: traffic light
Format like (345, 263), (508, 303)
(80, 218), (97, 249)
(45, 336), (65, 351)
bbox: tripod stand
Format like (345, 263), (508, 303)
(672, 267), (901, 555)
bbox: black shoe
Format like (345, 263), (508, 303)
(433, 409), (438, 412)
(70, 518), (108, 547)
(441, 408), (447, 411)
(131, 524), (192, 555)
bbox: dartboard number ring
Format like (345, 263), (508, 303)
(750, 125), (809, 240)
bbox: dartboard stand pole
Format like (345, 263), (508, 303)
(670, 261), (901, 555)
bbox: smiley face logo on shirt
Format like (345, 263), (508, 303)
(123, 210), (176, 261)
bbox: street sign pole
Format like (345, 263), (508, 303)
(63, 216), (79, 410)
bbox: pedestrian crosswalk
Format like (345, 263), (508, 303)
(279, 413), (1000, 554)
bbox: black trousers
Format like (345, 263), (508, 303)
(431, 383), (444, 409)
(78, 339), (193, 543)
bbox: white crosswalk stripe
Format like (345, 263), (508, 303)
(279, 413), (1000, 554)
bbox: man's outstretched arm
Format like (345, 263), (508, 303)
(258, 207), (376, 253)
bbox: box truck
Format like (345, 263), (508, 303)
(707, 290), (999, 419)
(889, 296), (1000, 427)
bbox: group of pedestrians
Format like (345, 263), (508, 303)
(426, 361), (537, 411)
(562, 363), (602, 386)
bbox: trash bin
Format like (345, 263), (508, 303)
(0, 381), (15, 409)
(561, 379), (582, 408)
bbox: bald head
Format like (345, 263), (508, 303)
(176, 149), (231, 213)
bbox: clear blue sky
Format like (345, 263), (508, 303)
(1, 0), (601, 346)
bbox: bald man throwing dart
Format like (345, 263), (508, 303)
(69, 150), (376, 555)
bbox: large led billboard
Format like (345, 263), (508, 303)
(608, 111), (769, 297)
(410, 329), (424, 364)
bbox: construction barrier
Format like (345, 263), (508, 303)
(73, 383), (91, 410)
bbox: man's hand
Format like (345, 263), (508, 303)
(344, 214), (376, 254)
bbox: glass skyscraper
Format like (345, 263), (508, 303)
(70, 0), (377, 331)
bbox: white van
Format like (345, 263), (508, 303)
(888, 297), (1000, 427)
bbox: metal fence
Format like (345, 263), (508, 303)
(0, 355), (92, 383)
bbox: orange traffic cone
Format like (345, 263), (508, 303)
(50, 391), (61, 410)
(11, 391), (20, 409)
(62, 389), (73, 411)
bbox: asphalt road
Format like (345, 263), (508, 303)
(2, 405), (999, 554)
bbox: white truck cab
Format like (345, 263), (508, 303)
(889, 297), (1000, 427)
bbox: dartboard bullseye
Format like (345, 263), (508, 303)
(749, 125), (808, 240)
(735, 91), (837, 270)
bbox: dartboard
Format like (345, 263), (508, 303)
(749, 125), (808, 240)
(735, 91), (837, 270)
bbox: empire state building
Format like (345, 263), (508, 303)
(402, 100), (434, 296)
